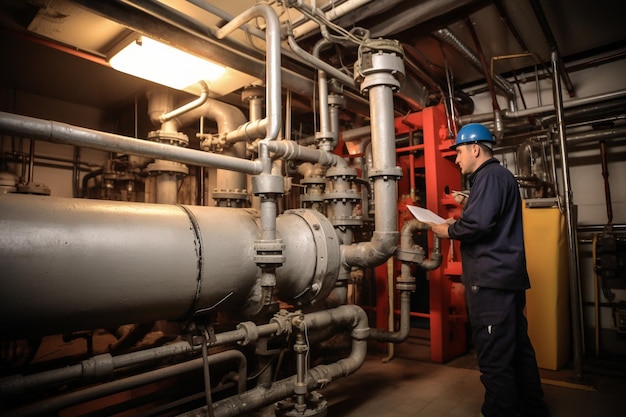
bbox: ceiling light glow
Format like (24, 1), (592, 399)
(109, 36), (226, 91)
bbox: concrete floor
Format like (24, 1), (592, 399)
(255, 335), (625, 417)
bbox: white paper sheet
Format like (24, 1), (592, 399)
(407, 205), (446, 224)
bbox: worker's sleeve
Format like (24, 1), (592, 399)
(448, 173), (505, 243)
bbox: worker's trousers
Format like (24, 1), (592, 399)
(466, 286), (551, 417)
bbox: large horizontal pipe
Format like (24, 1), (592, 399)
(0, 194), (340, 339)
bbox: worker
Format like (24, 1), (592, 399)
(428, 123), (550, 417)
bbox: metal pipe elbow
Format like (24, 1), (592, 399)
(341, 230), (398, 269)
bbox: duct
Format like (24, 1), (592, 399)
(434, 28), (517, 109)
(2, 350), (247, 417)
(0, 111), (262, 175)
(179, 304), (370, 417)
(0, 193), (341, 338)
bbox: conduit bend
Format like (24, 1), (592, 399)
(214, 3), (281, 145)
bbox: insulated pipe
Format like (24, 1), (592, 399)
(434, 28), (517, 108)
(179, 304), (370, 417)
(0, 194), (340, 339)
(2, 350), (247, 417)
(0, 112), (262, 175)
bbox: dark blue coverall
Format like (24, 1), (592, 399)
(448, 158), (550, 417)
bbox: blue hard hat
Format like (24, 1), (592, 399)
(451, 123), (495, 150)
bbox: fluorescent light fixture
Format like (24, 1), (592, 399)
(109, 36), (226, 92)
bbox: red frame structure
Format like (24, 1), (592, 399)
(389, 103), (468, 363)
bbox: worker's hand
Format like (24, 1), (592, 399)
(427, 221), (451, 239)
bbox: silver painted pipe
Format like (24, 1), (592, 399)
(342, 82), (400, 268)
(159, 80), (210, 123)
(287, 35), (357, 89)
(214, 4), (281, 144)
(3, 350), (247, 417)
(0, 194), (340, 339)
(434, 28), (517, 108)
(266, 140), (347, 167)
(0, 111), (262, 175)
(179, 304), (370, 417)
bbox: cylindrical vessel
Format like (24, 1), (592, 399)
(0, 194), (339, 339)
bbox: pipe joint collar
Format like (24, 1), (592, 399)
(236, 321), (259, 346)
(368, 166), (403, 181)
(81, 353), (114, 378)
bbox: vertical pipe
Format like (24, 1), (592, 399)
(369, 84), (398, 233)
(551, 51), (584, 381)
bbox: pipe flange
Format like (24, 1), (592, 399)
(241, 85), (265, 102)
(279, 209), (340, 306)
(147, 130), (189, 147)
(326, 166), (358, 179)
(368, 166), (402, 180)
(323, 190), (362, 202)
(275, 392), (328, 417)
(354, 39), (405, 93)
(301, 194), (325, 203)
(145, 160), (189, 176)
(328, 93), (346, 108)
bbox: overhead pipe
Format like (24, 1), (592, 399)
(459, 89), (626, 124)
(0, 111), (262, 175)
(465, 17), (505, 138)
(551, 51), (585, 382)
(434, 28), (517, 109)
